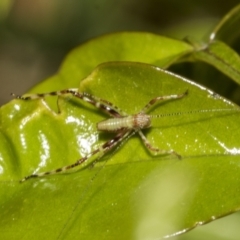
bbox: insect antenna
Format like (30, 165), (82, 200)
(149, 108), (240, 119)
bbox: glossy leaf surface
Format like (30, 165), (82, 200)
(1, 62), (240, 239)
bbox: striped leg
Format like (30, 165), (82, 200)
(11, 89), (126, 118)
(11, 88), (79, 100)
(138, 130), (181, 159)
(20, 129), (131, 182)
(83, 92), (128, 117)
(140, 90), (188, 113)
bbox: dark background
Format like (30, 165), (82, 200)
(0, 0), (239, 105)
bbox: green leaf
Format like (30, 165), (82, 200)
(187, 39), (240, 85)
(29, 32), (193, 94)
(209, 3), (240, 45)
(184, 4), (240, 86)
(1, 62), (240, 239)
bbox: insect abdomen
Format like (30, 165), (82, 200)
(97, 114), (151, 132)
(97, 116), (133, 132)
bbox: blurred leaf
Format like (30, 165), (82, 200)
(1, 62), (240, 239)
(209, 3), (240, 45)
(30, 32), (193, 94)
(0, 0), (13, 21)
(187, 39), (240, 85)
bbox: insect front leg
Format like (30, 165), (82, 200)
(141, 90), (188, 113)
(138, 130), (181, 159)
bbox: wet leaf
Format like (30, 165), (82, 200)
(1, 62), (240, 239)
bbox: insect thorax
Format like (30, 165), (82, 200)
(97, 113), (151, 132)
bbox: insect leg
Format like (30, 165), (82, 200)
(140, 90), (188, 113)
(11, 88), (80, 100)
(138, 130), (181, 159)
(20, 130), (131, 182)
(12, 89), (125, 118)
(81, 92), (128, 117)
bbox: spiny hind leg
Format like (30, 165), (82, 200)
(11, 89), (82, 114)
(138, 130), (181, 159)
(20, 130), (130, 182)
(12, 89), (125, 117)
(11, 88), (79, 100)
(82, 92), (128, 117)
